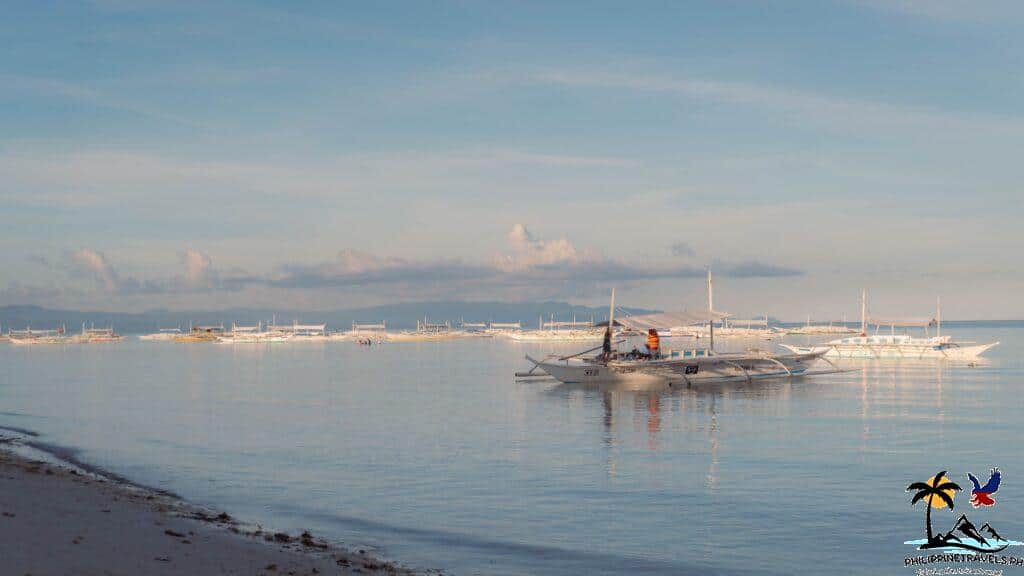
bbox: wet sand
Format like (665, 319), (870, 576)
(0, 447), (412, 576)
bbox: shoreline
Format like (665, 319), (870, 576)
(0, 429), (417, 575)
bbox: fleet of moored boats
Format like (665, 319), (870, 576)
(517, 274), (1000, 387)
(2, 273), (1001, 387)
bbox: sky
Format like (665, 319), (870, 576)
(2, 0), (1023, 320)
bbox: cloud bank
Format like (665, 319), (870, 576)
(5, 226), (801, 308)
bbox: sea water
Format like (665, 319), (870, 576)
(1, 324), (1022, 575)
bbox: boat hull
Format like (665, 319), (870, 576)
(779, 342), (999, 360)
(526, 352), (821, 386)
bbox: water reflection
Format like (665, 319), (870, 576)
(544, 356), (978, 491)
(1, 331), (1014, 576)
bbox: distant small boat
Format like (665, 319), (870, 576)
(139, 327), (183, 341)
(459, 320), (493, 338)
(388, 319), (473, 342)
(68, 324), (122, 343)
(333, 321), (387, 342)
(505, 317), (604, 342)
(266, 321), (329, 341)
(173, 324), (225, 342)
(486, 322), (522, 337)
(780, 292), (999, 360)
(784, 317), (859, 335)
(218, 322), (291, 343)
(8, 326), (68, 345)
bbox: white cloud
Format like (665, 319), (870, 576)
(182, 249), (214, 287)
(496, 224), (593, 271)
(69, 249), (119, 292)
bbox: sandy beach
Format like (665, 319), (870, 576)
(0, 444), (411, 576)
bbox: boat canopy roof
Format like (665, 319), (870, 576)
(490, 322), (521, 328)
(868, 316), (936, 327)
(617, 310), (726, 331)
(727, 318), (768, 326)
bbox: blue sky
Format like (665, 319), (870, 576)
(2, 1), (1022, 318)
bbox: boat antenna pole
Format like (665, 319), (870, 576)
(860, 289), (867, 336)
(707, 268), (715, 353)
(707, 268), (714, 314)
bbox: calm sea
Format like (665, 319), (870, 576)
(1, 325), (1022, 575)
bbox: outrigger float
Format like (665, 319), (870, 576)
(518, 289), (840, 386)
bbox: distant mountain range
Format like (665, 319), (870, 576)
(0, 302), (656, 334)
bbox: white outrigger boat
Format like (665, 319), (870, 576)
(506, 317), (604, 342)
(780, 293), (998, 360)
(486, 322), (522, 337)
(784, 316), (858, 336)
(217, 322), (291, 343)
(8, 327), (68, 345)
(266, 320), (330, 342)
(519, 290), (833, 386)
(333, 321), (388, 342)
(68, 324), (123, 343)
(388, 319), (473, 342)
(139, 327), (183, 341)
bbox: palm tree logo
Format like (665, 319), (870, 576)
(907, 470), (961, 546)
(906, 470), (1011, 552)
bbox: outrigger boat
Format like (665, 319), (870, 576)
(68, 324), (122, 343)
(173, 324), (225, 343)
(519, 289), (834, 386)
(8, 326), (68, 345)
(505, 317), (604, 342)
(780, 293), (999, 360)
(139, 327), (183, 341)
(333, 321), (387, 342)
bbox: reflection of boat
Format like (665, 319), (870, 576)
(8, 327), (68, 345)
(68, 324), (122, 343)
(521, 289), (833, 386)
(780, 293), (999, 360)
(139, 328), (183, 341)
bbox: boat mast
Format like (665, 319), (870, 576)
(860, 289), (867, 336)
(707, 269), (716, 352)
(707, 269), (714, 315)
(608, 287), (616, 332)
(937, 296), (942, 338)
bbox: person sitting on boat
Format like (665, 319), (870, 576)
(646, 329), (661, 359)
